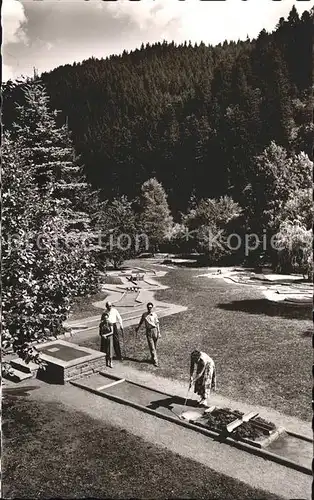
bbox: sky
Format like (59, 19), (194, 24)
(2, 0), (311, 81)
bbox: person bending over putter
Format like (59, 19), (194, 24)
(135, 302), (160, 367)
(189, 350), (216, 407)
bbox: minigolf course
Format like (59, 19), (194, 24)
(195, 267), (312, 306)
(64, 266), (187, 336)
(71, 370), (312, 476)
(5, 263), (312, 500)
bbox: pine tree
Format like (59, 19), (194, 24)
(259, 45), (294, 148)
(12, 79), (90, 234)
(139, 178), (173, 253)
(2, 132), (82, 359)
(11, 78), (98, 296)
(2, 81), (100, 363)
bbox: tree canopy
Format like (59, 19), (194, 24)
(3, 8), (312, 215)
(2, 7), (313, 365)
(2, 80), (98, 359)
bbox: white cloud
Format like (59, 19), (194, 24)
(1, 0), (311, 80)
(2, 0), (28, 44)
(2, 0), (28, 81)
(105, 0), (311, 45)
(106, 0), (180, 31)
(45, 41), (54, 51)
(2, 63), (15, 81)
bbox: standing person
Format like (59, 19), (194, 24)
(189, 350), (216, 407)
(105, 301), (124, 360)
(99, 311), (114, 368)
(135, 302), (160, 367)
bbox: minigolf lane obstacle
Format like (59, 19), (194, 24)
(71, 371), (312, 476)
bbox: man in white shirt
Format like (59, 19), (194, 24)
(105, 301), (124, 360)
(135, 302), (160, 367)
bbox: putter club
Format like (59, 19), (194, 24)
(183, 387), (190, 406)
(170, 407), (182, 419)
(179, 385), (191, 419)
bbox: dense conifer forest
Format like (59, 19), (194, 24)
(4, 7), (312, 214)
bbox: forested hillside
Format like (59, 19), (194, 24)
(2, 6), (313, 361)
(3, 7), (312, 214)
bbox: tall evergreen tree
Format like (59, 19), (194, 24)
(12, 79), (91, 233)
(2, 132), (92, 360)
(10, 78), (99, 295)
(139, 178), (173, 253)
(2, 81), (100, 362)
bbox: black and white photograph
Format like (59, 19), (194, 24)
(2, 0), (313, 498)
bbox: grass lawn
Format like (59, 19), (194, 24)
(69, 290), (108, 321)
(2, 394), (282, 500)
(82, 261), (312, 421)
(69, 275), (123, 321)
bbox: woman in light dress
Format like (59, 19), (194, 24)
(189, 350), (216, 407)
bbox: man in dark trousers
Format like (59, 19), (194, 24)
(105, 301), (124, 360)
(135, 302), (160, 367)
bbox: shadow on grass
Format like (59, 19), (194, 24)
(169, 261), (207, 268)
(3, 385), (40, 397)
(217, 299), (311, 320)
(121, 356), (152, 365)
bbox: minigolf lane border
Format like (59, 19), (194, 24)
(70, 372), (312, 476)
